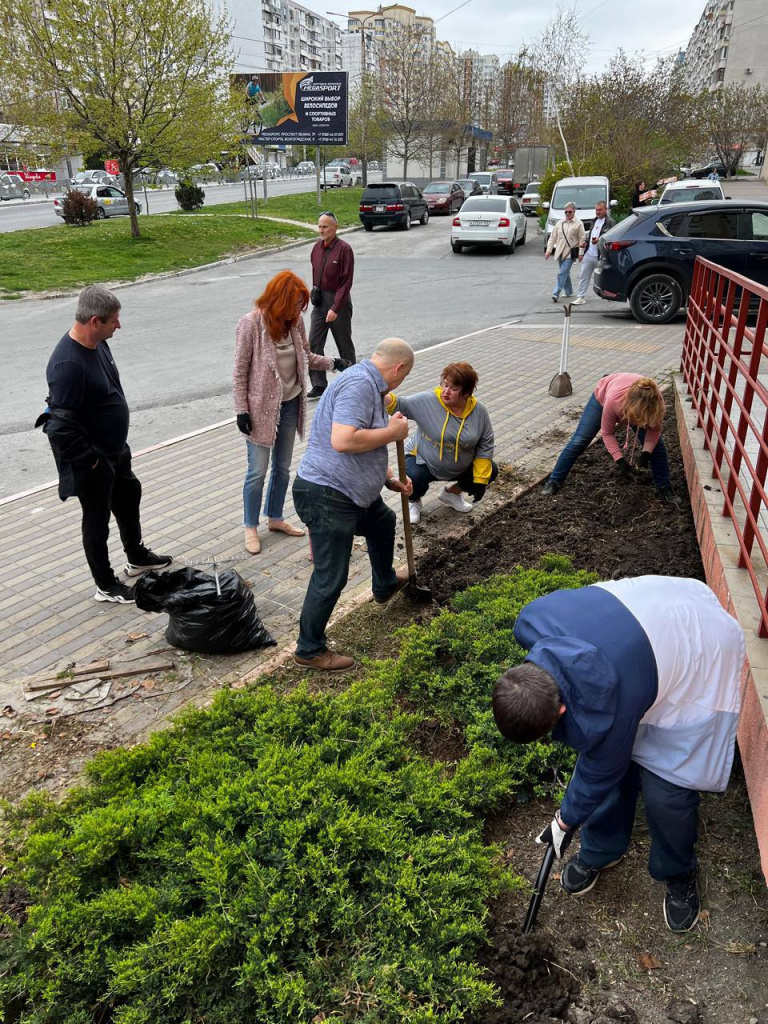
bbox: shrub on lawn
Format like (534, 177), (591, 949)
(174, 179), (205, 212)
(60, 189), (99, 226)
(0, 557), (590, 1022)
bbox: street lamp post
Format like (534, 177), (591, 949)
(327, 5), (397, 185)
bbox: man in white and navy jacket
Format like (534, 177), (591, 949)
(492, 575), (745, 933)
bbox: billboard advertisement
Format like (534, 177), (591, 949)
(233, 71), (348, 146)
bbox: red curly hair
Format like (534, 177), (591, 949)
(255, 270), (309, 340)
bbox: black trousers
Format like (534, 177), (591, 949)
(77, 449), (144, 589)
(308, 290), (355, 389)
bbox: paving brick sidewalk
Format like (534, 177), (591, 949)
(0, 318), (683, 717)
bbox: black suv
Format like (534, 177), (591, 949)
(593, 200), (768, 324)
(359, 182), (430, 231)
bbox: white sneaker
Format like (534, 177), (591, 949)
(571, 297), (586, 305)
(408, 500), (422, 525)
(438, 488), (473, 513)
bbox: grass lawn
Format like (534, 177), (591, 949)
(0, 215), (314, 298)
(190, 186), (365, 227)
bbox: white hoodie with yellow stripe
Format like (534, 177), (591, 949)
(385, 387), (494, 484)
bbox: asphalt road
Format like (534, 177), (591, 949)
(0, 175), (347, 233)
(1, 213), (652, 498)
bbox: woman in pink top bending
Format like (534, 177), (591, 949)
(540, 373), (681, 505)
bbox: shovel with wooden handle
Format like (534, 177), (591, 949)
(395, 440), (432, 602)
(548, 302), (574, 398)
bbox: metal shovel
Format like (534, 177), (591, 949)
(395, 440), (433, 602)
(548, 301), (574, 398)
(522, 844), (556, 934)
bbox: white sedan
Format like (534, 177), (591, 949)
(451, 195), (527, 253)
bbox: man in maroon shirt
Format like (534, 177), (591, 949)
(308, 211), (356, 399)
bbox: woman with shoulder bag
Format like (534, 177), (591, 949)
(545, 202), (587, 303)
(233, 269), (350, 555)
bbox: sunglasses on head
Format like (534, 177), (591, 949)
(319, 211), (337, 222)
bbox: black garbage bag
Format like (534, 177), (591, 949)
(134, 567), (275, 654)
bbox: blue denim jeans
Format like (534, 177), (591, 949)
(292, 476), (397, 658)
(405, 454), (499, 502)
(243, 396), (300, 528)
(549, 393), (671, 489)
(554, 256), (575, 298)
(579, 761), (699, 880)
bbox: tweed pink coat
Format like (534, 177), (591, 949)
(232, 307), (333, 447)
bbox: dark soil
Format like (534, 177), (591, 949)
(419, 408), (705, 603)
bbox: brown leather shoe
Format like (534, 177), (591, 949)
(293, 650), (355, 671)
(244, 527), (261, 554)
(268, 519), (306, 537)
(374, 566), (410, 605)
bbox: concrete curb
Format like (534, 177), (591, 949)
(0, 224), (363, 305)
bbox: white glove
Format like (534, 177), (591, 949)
(536, 816), (574, 859)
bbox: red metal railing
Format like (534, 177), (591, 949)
(682, 256), (768, 636)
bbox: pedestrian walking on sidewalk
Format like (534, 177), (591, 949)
(386, 361), (498, 525)
(38, 286), (171, 603)
(571, 200), (614, 305)
(233, 270), (352, 555)
(545, 202), (586, 302)
(492, 575), (745, 933)
(307, 211), (356, 400)
(540, 373), (681, 505)
(292, 338), (415, 671)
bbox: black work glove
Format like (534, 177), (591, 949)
(466, 482), (487, 503)
(616, 457), (634, 479)
(636, 451), (651, 471)
(536, 816), (575, 859)
(236, 412), (252, 435)
(333, 358), (353, 372)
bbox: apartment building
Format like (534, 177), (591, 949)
(221, 0), (343, 76)
(683, 0), (768, 93)
(346, 4), (437, 50)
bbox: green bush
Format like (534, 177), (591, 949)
(174, 179), (205, 212)
(0, 558), (590, 1023)
(60, 188), (99, 226)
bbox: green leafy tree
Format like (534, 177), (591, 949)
(2, 0), (238, 238)
(704, 82), (768, 177)
(348, 72), (389, 186)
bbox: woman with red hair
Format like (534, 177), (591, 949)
(233, 269), (350, 554)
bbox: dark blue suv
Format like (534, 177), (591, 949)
(593, 200), (768, 324)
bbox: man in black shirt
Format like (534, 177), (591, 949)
(42, 286), (171, 603)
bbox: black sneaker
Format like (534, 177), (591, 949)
(664, 872), (700, 932)
(657, 486), (683, 507)
(541, 479), (561, 497)
(95, 580), (135, 603)
(124, 550), (173, 578)
(561, 853), (623, 895)
(307, 386), (326, 401)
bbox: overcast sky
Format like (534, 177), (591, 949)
(327, 0), (707, 74)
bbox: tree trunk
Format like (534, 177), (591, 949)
(553, 103), (573, 175)
(122, 157), (141, 239)
(403, 148), (409, 180)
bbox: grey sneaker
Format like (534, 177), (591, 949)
(95, 580), (135, 604)
(561, 853), (623, 895)
(541, 479), (561, 496)
(664, 873), (700, 932)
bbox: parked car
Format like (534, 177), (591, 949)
(0, 172), (31, 200)
(593, 199), (768, 324)
(450, 195), (527, 253)
(70, 170), (117, 188)
(295, 161), (315, 175)
(53, 184), (141, 220)
(496, 169), (516, 195)
(358, 181), (429, 230)
(655, 178), (727, 205)
(322, 162), (362, 188)
(457, 178), (483, 198)
(467, 171), (498, 195)
(689, 163), (728, 179)
(264, 161), (282, 179)
(520, 181), (541, 216)
(544, 175), (616, 240)
(368, 160), (380, 171)
(155, 168), (179, 186)
(423, 181), (465, 214)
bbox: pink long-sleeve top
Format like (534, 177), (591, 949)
(593, 373), (663, 461)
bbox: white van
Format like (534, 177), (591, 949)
(544, 176), (616, 241)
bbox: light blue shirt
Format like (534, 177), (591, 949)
(297, 359), (390, 507)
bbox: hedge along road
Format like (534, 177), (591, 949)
(1, 214), (645, 497)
